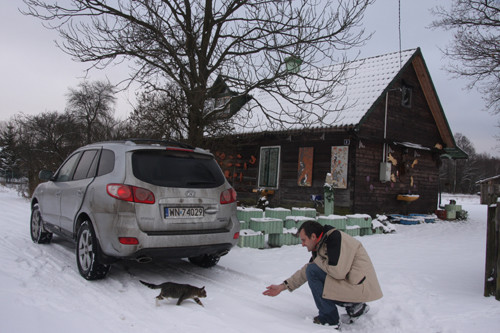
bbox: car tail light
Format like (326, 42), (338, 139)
(220, 188), (237, 204)
(107, 184), (155, 204)
(233, 232), (240, 239)
(119, 237), (139, 245)
(133, 187), (155, 204)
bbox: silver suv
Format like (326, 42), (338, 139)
(30, 139), (239, 280)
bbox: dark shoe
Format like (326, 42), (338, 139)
(313, 316), (340, 330)
(346, 303), (369, 318)
(342, 303), (370, 324)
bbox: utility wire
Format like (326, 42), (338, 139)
(399, 0), (402, 69)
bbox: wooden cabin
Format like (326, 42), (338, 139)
(207, 48), (467, 216)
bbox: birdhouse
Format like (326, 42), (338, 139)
(284, 56), (303, 74)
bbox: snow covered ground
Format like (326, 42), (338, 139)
(1, 185), (499, 332)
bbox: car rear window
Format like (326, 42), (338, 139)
(131, 150), (225, 188)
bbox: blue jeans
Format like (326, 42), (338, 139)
(306, 263), (352, 325)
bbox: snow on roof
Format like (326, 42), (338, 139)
(476, 175), (500, 184)
(394, 141), (431, 151)
(233, 49), (417, 134)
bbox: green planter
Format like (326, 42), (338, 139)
(317, 215), (347, 230)
(291, 207), (317, 218)
(264, 207), (291, 221)
(360, 227), (373, 236)
(345, 225), (360, 237)
(239, 220), (249, 230)
(284, 216), (316, 229)
(237, 230), (265, 249)
(268, 229), (301, 247)
(249, 217), (284, 234)
(237, 207), (264, 223)
(346, 214), (372, 228)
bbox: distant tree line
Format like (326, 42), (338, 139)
(439, 133), (500, 194)
(0, 81), (118, 195)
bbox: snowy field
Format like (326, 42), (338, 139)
(1, 185), (499, 332)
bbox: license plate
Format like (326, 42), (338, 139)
(164, 207), (204, 218)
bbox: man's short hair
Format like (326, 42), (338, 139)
(298, 220), (323, 238)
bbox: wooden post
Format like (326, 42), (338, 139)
(480, 176), (500, 300)
(484, 203), (497, 297)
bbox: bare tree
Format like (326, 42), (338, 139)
(453, 133), (478, 193)
(128, 85), (189, 140)
(12, 112), (82, 196)
(23, 0), (374, 146)
(431, 0), (500, 113)
(66, 80), (116, 144)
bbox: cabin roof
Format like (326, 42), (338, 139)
(234, 49), (416, 133)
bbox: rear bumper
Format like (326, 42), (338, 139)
(131, 243), (233, 261)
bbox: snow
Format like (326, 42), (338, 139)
(319, 214), (348, 221)
(1, 185), (500, 332)
(346, 225), (361, 230)
(237, 206), (264, 213)
(346, 214), (372, 219)
(265, 207), (291, 212)
(239, 229), (263, 236)
(286, 215), (316, 222)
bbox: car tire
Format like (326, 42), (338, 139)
(188, 254), (220, 268)
(30, 204), (53, 244)
(76, 221), (110, 280)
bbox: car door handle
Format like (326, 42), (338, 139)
(77, 190), (84, 196)
(55, 191), (62, 197)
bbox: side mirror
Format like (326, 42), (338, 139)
(38, 170), (54, 181)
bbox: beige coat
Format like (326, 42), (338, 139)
(285, 228), (383, 303)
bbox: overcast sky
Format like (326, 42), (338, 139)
(1, 1), (499, 157)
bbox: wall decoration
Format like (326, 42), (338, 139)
(297, 147), (313, 187)
(215, 151), (257, 184)
(331, 146), (349, 189)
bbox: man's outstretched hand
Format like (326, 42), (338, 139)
(263, 284), (286, 297)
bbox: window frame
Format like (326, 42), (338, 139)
(257, 146), (281, 189)
(72, 149), (99, 181)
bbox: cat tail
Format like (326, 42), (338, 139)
(140, 280), (161, 289)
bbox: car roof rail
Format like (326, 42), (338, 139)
(124, 138), (195, 150)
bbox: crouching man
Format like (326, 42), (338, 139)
(263, 221), (382, 330)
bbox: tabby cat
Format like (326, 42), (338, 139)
(140, 280), (207, 306)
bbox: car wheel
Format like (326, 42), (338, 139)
(30, 204), (53, 244)
(188, 254), (220, 268)
(76, 221), (110, 280)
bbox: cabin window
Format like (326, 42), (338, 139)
(401, 84), (412, 108)
(258, 146), (281, 188)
